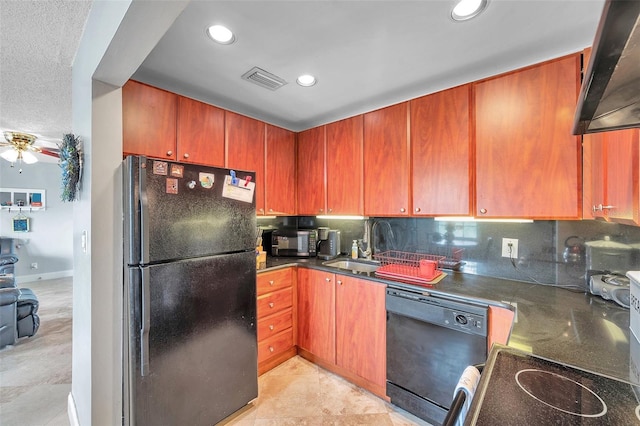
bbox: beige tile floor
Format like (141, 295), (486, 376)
(0, 277), (431, 426)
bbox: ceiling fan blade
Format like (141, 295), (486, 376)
(40, 148), (60, 158)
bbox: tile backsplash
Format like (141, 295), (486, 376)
(258, 216), (640, 290)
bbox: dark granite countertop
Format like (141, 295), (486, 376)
(261, 256), (636, 386)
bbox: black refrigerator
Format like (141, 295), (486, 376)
(123, 156), (258, 426)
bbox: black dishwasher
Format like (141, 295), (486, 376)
(386, 287), (488, 426)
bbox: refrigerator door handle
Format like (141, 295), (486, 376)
(140, 268), (151, 376)
(139, 158), (150, 265)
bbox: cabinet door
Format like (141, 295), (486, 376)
(605, 129), (639, 225)
(122, 80), (177, 160)
(335, 275), (386, 389)
(475, 55), (581, 219)
(583, 131), (606, 219)
(411, 85), (472, 216)
(297, 268), (335, 364)
(225, 111), (266, 214)
(266, 125), (297, 215)
(297, 126), (326, 215)
(326, 116), (364, 215)
(176, 96), (224, 166)
(364, 103), (410, 216)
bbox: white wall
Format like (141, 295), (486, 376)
(0, 161), (73, 282)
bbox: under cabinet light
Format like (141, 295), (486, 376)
(434, 216), (533, 223)
(316, 215), (366, 220)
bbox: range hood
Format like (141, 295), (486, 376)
(573, 0), (640, 135)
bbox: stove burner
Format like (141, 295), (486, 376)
(515, 369), (607, 418)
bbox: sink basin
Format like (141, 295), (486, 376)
(323, 259), (380, 273)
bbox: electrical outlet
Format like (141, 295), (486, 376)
(501, 238), (518, 258)
(30, 262), (38, 269)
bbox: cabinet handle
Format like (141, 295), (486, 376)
(337, 280), (343, 285)
(183, 153), (189, 159)
(166, 150), (173, 157)
(415, 207), (421, 213)
(319, 208), (324, 213)
(328, 208), (333, 213)
(325, 277), (331, 282)
(400, 208), (406, 213)
(269, 302), (274, 308)
(269, 325), (274, 330)
(269, 280), (274, 286)
(479, 208), (487, 214)
(593, 204), (615, 212)
(259, 208), (264, 213)
(269, 346), (274, 353)
(269, 208), (273, 212)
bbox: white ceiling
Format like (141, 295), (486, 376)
(0, 0), (606, 160)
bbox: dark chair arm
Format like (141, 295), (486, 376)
(0, 287), (20, 306)
(0, 254), (18, 266)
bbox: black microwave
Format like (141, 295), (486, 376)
(271, 229), (317, 257)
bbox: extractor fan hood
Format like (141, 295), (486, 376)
(573, 0), (640, 135)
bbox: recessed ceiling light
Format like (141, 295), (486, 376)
(206, 24), (235, 44)
(451, 0), (488, 21)
(296, 74), (317, 87)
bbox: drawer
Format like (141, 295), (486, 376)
(258, 307), (293, 341)
(257, 287), (293, 317)
(257, 268), (293, 295)
(258, 328), (293, 363)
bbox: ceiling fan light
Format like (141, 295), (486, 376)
(1, 149), (18, 162)
(451, 0), (488, 21)
(21, 150), (38, 164)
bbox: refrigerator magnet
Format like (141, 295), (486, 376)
(166, 178), (179, 194)
(222, 175), (254, 203)
(153, 161), (168, 175)
(199, 173), (215, 189)
(170, 164), (184, 178)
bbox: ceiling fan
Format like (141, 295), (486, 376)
(0, 131), (60, 165)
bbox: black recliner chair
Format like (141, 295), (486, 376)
(0, 239), (40, 349)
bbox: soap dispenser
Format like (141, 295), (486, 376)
(351, 240), (358, 259)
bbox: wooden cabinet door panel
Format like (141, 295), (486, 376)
(297, 268), (335, 364)
(123, 80), (177, 159)
(475, 55), (581, 218)
(364, 103), (410, 216)
(411, 85), (472, 216)
(297, 127), (326, 215)
(266, 124), (297, 215)
(606, 129), (639, 225)
(336, 275), (386, 388)
(225, 111), (265, 213)
(176, 96), (224, 166)
(326, 116), (364, 215)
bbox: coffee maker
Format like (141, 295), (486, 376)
(317, 227), (341, 260)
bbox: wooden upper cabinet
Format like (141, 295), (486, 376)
(364, 103), (410, 216)
(297, 268), (336, 364)
(123, 80), (177, 160)
(583, 131), (606, 220)
(266, 124), (296, 215)
(335, 275), (386, 391)
(297, 126), (326, 215)
(225, 111), (266, 214)
(605, 130), (639, 225)
(474, 54), (581, 219)
(326, 116), (364, 215)
(176, 96), (224, 166)
(410, 85), (472, 216)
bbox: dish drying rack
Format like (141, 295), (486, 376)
(374, 250), (445, 283)
(423, 245), (465, 270)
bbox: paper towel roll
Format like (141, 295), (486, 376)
(453, 365), (481, 426)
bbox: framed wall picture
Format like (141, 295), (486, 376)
(12, 215), (30, 232)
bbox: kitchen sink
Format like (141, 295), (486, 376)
(322, 259), (380, 273)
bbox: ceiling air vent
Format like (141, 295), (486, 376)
(241, 67), (287, 91)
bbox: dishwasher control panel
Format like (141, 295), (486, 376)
(448, 311), (485, 334)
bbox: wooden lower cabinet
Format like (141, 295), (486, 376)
(297, 268), (387, 398)
(257, 268), (296, 375)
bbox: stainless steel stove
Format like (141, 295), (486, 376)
(589, 273), (631, 308)
(468, 345), (640, 425)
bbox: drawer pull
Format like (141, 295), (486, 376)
(269, 302), (274, 308)
(325, 277), (331, 282)
(337, 280), (343, 285)
(166, 150), (173, 156)
(269, 325), (274, 330)
(269, 280), (275, 286)
(183, 153), (189, 159)
(269, 346), (275, 353)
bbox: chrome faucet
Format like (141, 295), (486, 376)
(358, 219), (373, 260)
